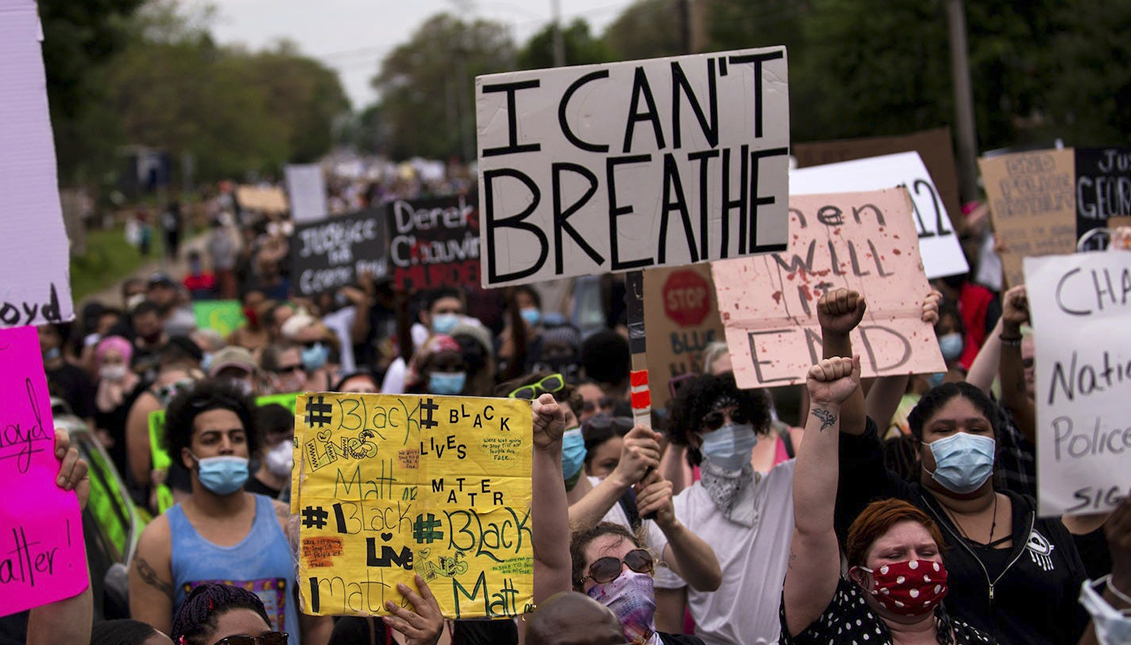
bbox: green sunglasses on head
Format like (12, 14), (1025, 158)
(507, 373), (565, 400)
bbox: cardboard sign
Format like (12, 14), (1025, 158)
(286, 164), (328, 223)
(1025, 252), (1131, 516)
(293, 393), (533, 619)
(790, 152), (969, 280)
(0, 0), (75, 327)
(236, 186), (289, 214)
(292, 209), (388, 297)
(643, 264), (725, 410)
(712, 189), (945, 388)
(793, 128), (963, 234)
(978, 150), (1077, 287)
(387, 195), (480, 290)
(192, 300), (246, 337)
(0, 325), (88, 616)
(476, 48), (791, 287)
(1075, 148), (1131, 250)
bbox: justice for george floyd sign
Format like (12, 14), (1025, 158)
(1025, 252), (1131, 517)
(475, 48), (790, 287)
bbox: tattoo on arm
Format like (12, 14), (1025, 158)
(135, 557), (174, 600)
(276, 501), (290, 524)
(811, 408), (838, 432)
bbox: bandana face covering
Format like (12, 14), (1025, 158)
(586, 570), (661, 645)
(855, 559), (949, 616)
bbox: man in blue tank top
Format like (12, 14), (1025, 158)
(128, 379), (333, 644)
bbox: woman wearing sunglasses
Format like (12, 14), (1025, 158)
(571, 523), (704, 645)
(171, 583), (286, 645)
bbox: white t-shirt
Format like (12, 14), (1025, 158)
(654, 459), (796, 645)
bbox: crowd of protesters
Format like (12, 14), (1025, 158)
(10, 174), (1131, 645)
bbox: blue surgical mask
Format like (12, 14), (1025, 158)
(302, 342), (329, 372)
(925, 432), (995, 494)
(520, 307), (542, 326)
(938, 333), (964, 362)
(927, 372), (946, 389)
(432, 313), (459, 335)
(700, 423), (757, 471)
(192, 454), (249, 495)
(201, 351), (214, 373)
(43, 347), (60, 362)
(561, 426), (586, 484)
(429, 371), (466, 395)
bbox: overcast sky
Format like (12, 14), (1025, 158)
(185, 0), (636, 109)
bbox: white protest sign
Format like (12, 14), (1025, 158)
(286, 164), (328, 223)
(1025, 252), (1131, 517)
(790, 152), (968, 279)
(0, 0), (74, 326)
(475, 48), (790, 287)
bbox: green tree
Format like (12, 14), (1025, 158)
(371, 13), (515, 160)
(517, 18), (613, 69)
(603, 0), (684, 60)
(39, 0), (147, 182)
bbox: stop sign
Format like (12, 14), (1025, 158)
(662, 269), (711, 327)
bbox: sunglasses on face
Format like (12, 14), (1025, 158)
(584, 415), (634, 434)
(582, 548), (654, 585)
(702, 408), (749, 431)
(507, 373), (565, 400)
(213, 633), (288, 645)
(274, 364), (303, 375)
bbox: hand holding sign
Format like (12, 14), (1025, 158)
(817, 289), (867, 337)
(383, 575), (444, 645)
(634, 469), (676, 528)
(53, 428), (89, 510)
(614, 426), (662, 489)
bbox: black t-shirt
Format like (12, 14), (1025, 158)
(245, 475), (282, 499)
(1072, 524), (1112, 581)
(93, 380), (145, 476)
(45, 361), (96, 419)
(659, 632), (705, 645)
(780, 579), (995, 644)
(836, 418), (1090, 645)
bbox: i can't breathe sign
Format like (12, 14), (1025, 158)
(475, 47), (791, 287)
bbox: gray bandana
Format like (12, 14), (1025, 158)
(700, 458), (758, 527)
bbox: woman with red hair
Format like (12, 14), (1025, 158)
(782, 356), (995, 644)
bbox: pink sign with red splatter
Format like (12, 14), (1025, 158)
(711, 188), (945, 387)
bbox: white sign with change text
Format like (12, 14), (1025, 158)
(1025, 252), (1131, 517)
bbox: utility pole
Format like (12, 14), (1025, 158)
(551, 0), (566, 67)
(946, 0), (980, 203)
(679, 0), (693, 54)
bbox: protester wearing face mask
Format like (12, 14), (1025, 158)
(572, 523), (705, 645)
(39, 323), (97, 424)
(498, 285), (545, 374)
(825, 288), (1093, 645)
(260, 343), (308, 395)
(129, 379), (333, 644)
(94, 335), (144, 475)
(783, 355), (996, 644)
(125, 364), (200, 506)
(381, 288), (467, 394)
(228, 289), (271, 354)
(532, 324), (583, 383)
(405, 335), (468, 396)
(207, 345), (260, 397)
(245, 404), (294, 499)
(656, 372), (792, 642)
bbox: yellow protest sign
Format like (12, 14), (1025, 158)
(292, 392), (533, 619)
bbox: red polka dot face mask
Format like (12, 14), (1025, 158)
(854, 559), (949, 616)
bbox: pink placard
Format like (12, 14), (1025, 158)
(0, 325), (88, 617)
(712, 188), (946, 388)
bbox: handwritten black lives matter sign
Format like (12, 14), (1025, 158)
(1026, 252), (1131, 517)
(1075, 148), (1131, 250)
(292, 393), (534, 619)
(386, 195), (480, 290)
(475, 48), (791, 287)
(292, 210), (387, 297)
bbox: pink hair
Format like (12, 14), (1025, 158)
(95, 335), (133, 370)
